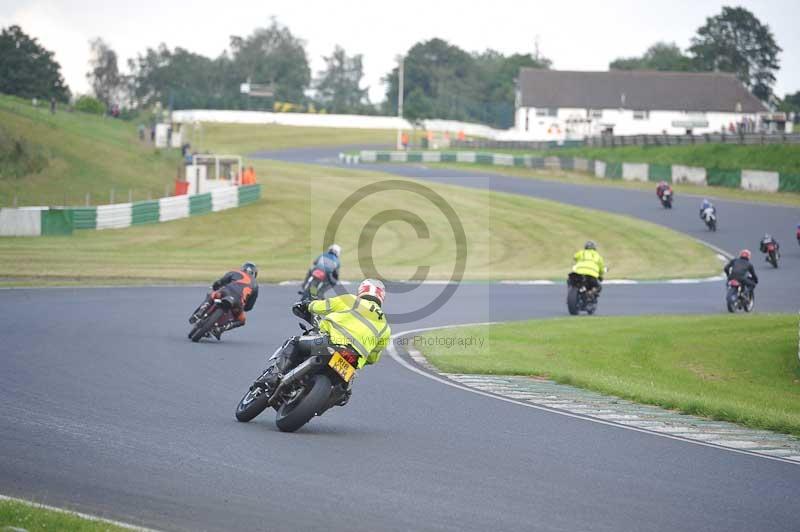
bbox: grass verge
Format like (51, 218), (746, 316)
(0, 498), (135, 531)
(418, 313), (800, 436)
(415, 143), (800, 175)
(0, 159), (720, 284)
(430, 162), (800, 207)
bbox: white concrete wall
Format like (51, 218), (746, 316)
(0, 207), (43, 236)
(172, 110), (505, 139)
(672, 165), (707, 186)
(594, 160), (607, 178)
(622, 163), (649, 182)
(741, 170), (779, 192)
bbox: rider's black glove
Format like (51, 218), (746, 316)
(292, 300), (310, 318)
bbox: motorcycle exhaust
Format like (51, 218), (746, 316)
(267, 356), (325, 404)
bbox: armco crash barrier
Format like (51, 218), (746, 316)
(354, 151), (800, 195)
(0, 207), (73, 237)
(0, 185), (261, 237)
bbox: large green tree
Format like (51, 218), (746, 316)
(0, 25), (70, 101)
(128, 44), (228, 109)
(689, 6), (781, 101)
(87, 37), (123, 107)
(383, 38), (549, 127)
(314, 45), (370, 114)
(610, 42), (693, 71)
(229, 19), (310, 104)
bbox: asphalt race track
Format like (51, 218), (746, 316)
(1, 148), (799, 531)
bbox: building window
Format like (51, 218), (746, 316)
(589, 109), (603, 119)
(633, 110), (649, 120)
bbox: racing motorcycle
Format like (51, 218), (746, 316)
(187, 290), (237, 342)
(299, 267), (330, 300)
(235, 310), (356, 432)
(725, 279), (754, 313)
(701, 207), (717, 232)
(566, 272), (599, 315)
(660, 189), (673, 209)
(764, 242), (779, 268)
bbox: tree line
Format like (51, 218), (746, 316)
(1, 6), (798, 125)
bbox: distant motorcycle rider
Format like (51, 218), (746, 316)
(264, 279), (391, 402)
(573, 241), (606, 296)
(308, 244), (341, 287)
(759, 233), (780, 257)
(699, 199), (716, 220)
(656, 181), (672, 200)
(723, 250), (758, 297)
(189, 262), (259, 340)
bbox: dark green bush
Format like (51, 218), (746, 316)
(74, 95), (106, 115)
(0, 125), (49, 178)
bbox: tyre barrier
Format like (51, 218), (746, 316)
(0, 185), (261, 237)
(351, 151), (800, 194)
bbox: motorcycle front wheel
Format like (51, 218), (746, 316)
(235, 384), (270, 422)
(275, 374), (332, 433)
(190, 308), (224, 342)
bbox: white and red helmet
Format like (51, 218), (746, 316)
(358, 278), (386, 305)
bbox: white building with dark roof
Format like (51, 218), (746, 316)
(514, 69), (770, 140)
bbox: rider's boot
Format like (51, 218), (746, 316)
(212, 319), (244, 340)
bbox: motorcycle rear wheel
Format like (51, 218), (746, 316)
(275, 374), (332, 433)
(726, 289), (738, 313)
(566, 287), (580, 315)
(190, 308), (224, 342)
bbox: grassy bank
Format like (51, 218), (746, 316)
(432, 163), (800, 207)
(0, 94), (181, 207)
(0, 159), (720, 284)
(418, 314), (800, 435)
(0, 498), (134, 531)
(185, 122), (395, 154)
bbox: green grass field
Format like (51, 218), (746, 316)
(0, 498), (132, 531)
(432, 163), (800, 207)
(0, 105), (720, 284)
(418, 314), (800, 435)
(0, 158), (720, 284)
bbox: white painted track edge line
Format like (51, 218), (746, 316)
(388, 323), (800, 467)
(0, 494), (161, 532)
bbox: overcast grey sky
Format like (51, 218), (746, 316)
(1, 0), (797, 104)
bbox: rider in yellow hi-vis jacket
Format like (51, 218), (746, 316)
(306, 279), (391, 369)
(573, 241), (606, 292)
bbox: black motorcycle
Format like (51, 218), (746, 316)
(187, 290), (237, 342)
(701, 207), (717, 232)
(299, 267), (331, 300)
(726, 279), (754, 313)
(567, 273), (599, 315)
(235, 311), (357, 432)
(660, 189), (673, 209)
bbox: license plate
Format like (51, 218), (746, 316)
(328, 352), (355, 383)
